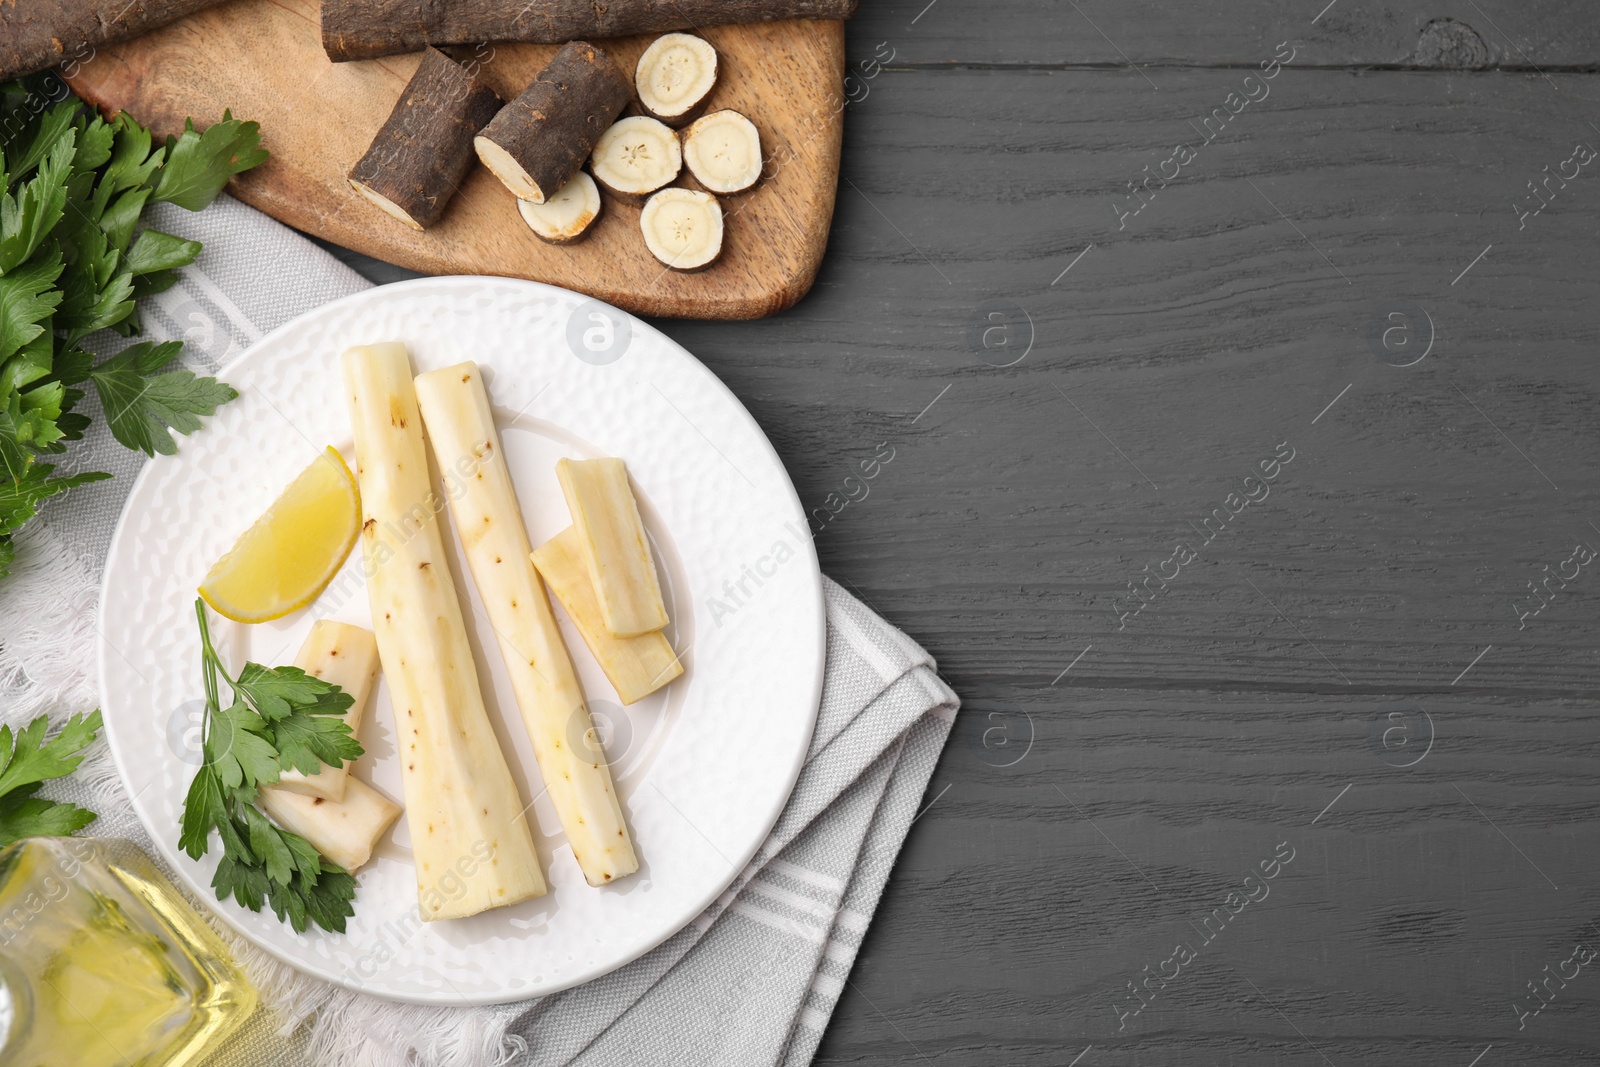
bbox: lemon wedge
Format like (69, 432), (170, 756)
(199, 447), (361, 623)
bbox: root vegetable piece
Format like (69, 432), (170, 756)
(639, 188), (724, 272)
(681, 110), (763, 194)
(556, 458), (669, 637)
(322, 0), (860, 62)
(475, 42), (630, 204)
(635, 33), (718, 127)
(532, 526), (684, 705)
(1, 0), (229, 80)
(257, 777), (401, 873)
(269, 621), (380, 802)
(343, 342), (547, 919)
(590, 116), (682, 199)
(348, 47), (502, 230)
(414, 363), (638, 888)
(517, 172), (602, 244)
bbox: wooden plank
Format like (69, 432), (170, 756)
(659, 66), (1600, 699)
(320, 62), (1600, 1064)
(815, 686), (1600, 1064)
(849, 0), (1600, 68)
(660, 67), (1600, 1063)
(68, 0), (845, 319)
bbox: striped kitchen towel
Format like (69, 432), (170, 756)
(0, 194), (959, 1067)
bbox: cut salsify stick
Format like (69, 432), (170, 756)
(258, 778), (400, 873)
(415, 364), (637, 886)
(271, 621), (379, 801)
(344, 343), (546, 919)
(557, 458), (669, 637)
(257, 621), (400, 872)
(532, 526), (682, 705)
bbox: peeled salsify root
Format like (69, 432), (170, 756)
(639, 187), (724, 271)
(518, 172), (602, 244)
(590, 116), (682, 198)
(681, 109), (763, 195)
(635, 33), (718, 127)
(258, 778), (401, 873)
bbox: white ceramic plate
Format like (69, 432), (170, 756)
(97, 277), (824, 1005)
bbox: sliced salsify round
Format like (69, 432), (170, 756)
(518, 171), (603, 244)
(591, 116), (683, 197)
(639, 187), (724, 272)
(635, 33), (719, 126)
(681, 109), (763, 194)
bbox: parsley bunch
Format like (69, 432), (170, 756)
(0, 75), (268, 579)
(0, 708), (101, 848)
(180, 600), (364, 933)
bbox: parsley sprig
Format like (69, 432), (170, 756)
(180, 600), (364, 933)
(0, 75), (268, 579)
(0, 708), (101, 848)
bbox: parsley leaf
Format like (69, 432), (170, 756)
(152, 113), (268, 211)
(203, 699), (280, 798)
(236, 663), (353, 722)
(272, 710), (365, 778)
(124, 229), (202, 276)
(88, 340), (238, 457)
(0, 245), (64, 365)
(0, 709), (101, 795)
(0, 81), (265, 580)
(0, 709), (101, 848)
(6, 101), (78, 180)
(0, 129), (75, 273)
(243, 804), (294, 885)
(301, 867), (358, 933)
(179, 601), (366, 933)
(0, 789), (98, 847)
(179, 764), (225, 860)
(0, 462), (109, 530)
(0, 463), (109, 577)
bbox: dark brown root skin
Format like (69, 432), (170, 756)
(592, 170), (677, 204)
(539, 232), (592, 246)
(531, 225), (598, 247)
(348, 48), (502, 230)
(661, 247), (725, 274)
(322, 0), (859, 62)
(474, 42), (630, 204)
(642, 97), (712, 129)
(0, 0), (228, 80)
(593, 180), (655, 205)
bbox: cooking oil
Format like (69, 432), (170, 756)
(0, 836), (256, 1067)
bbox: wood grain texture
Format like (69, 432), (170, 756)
(0, 0), (228, 80)
(850, 0), (1600, 68)
(320, 0), (860, 61)
(656, 62), (1600, 1066)
(321, 33), (1600, 1067)
(67, 0), (844, 319)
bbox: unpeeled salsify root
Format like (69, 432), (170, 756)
(474, 41), (630, 204)
(348, 47), (502, 230)
(322, 0), (860, 63)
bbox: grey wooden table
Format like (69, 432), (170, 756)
(319, 3), (1600, 1062)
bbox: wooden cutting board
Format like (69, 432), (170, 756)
(68, 0), (845, 319)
